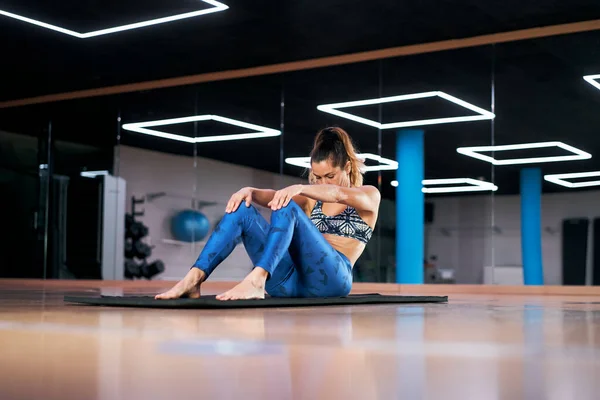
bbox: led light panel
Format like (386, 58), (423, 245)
(81, 170), (110, 178)
(456, 141), (591, 165)
(544, 171), (600, 188)
(122, 114), (280, 144)
(317, 91), (495, 129)
(391, 178), (498, 193)
(583, 74), (600, 91)
(285, 153), (398, 172)
(0, 0), (228, 38)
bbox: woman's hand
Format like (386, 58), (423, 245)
(226, 187), (254, 213)
(268, 184), (303, 210)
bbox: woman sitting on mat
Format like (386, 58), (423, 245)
(156, 127), (381, 301)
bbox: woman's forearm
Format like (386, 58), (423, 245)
(249, 184), (349, 209)
(249, 187), (276, 208)
(298, 184), (344, 203)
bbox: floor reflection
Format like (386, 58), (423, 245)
(0, 283), (599, 400)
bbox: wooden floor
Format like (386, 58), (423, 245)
(1, 279), (599, 400)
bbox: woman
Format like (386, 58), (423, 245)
(155, 127), (381, 300)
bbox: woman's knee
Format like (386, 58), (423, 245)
(223, 203), (259, 222)
(272, 199), (302, 215)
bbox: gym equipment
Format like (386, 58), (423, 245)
(126, 221), (149, 240)
(124, 259), (141, 279)
(170, 209), (210, 242)
(124, 195), (165, 280)
(125, 237), (153, 259)
(562, 218), (589, 286)
(133, 241), (152, 259)
(140, 260), (165, 279)
(125, 259), (165, 280)
(63, 293), (448, 308)
(593, 218), (600, 285)
(52, 174), (127, 280)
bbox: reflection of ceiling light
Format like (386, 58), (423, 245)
(583, 74), (600, 91)
(285, 153), (398, 172)
(122, 115), (280, 143)
(81, 170), (110, 178)
(391, 178), (498, 193)
(544, 171), (600, 188)
(284, 157), (312, 168)
(456, 141), (591, 165)
(0, 0), (228, 39)
(317, 91), (494, 129)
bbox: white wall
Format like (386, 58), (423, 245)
(116, 144), (600, 285)
(116, 145), (304, 281)
(426, 190), (600, 285)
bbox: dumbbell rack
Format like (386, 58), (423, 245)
(124, 196), (164, 279)
(131, 196), (145, 220)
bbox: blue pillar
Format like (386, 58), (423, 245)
(396, 129), (424, 284)
(520, 168), (544, 285)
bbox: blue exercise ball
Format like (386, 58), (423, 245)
(170, 209), (211, 242)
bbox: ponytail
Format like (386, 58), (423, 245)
(309, 127), (364, 187)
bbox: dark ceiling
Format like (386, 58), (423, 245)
(2, 0), (600, 200)
(2, 0), (600, 100)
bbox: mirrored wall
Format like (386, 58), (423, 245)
(489, 30), (600, 286)
(3, 28), (599, 286)
(0, 97), (118, 279)
(117, 76), (284, 282)
(380, 46), (496, 285)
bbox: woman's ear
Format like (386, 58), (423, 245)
(345, 161), (351, 174)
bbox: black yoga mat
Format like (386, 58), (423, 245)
(63, 293), (448, 309)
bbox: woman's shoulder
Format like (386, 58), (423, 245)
(357, 185), (381, 201)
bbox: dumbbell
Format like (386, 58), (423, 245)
(133, 241), (152, 259)
(125, 214), (133, 231)
(124, 259), (142, 279)
(126, 220), (149, 240)
(125, 240), (133, 258)
(140, 260), (165, 280)
(125, 240), (153, 259)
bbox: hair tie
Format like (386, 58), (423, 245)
(322, 128), (339, 140)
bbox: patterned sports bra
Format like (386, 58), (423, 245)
(309, 201), (373, 244)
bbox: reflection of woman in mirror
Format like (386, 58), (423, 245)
(156, 127), (381, 301)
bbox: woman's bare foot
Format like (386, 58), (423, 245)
(155, 268), (206, 299)
(216, 267), (268, 301)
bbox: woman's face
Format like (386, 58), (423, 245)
(311, 159), (350, 186)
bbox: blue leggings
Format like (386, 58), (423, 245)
(192, 200), (353, 297)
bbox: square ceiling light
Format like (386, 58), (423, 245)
(80, 170), (110, 178)
(285, 153), (398, 172)
(583, 74), (600, 91)
(391, 178), (498, 193)
(317, 91), (495, 129)
(122, 115), (280, 143)
(544, 171), (600, 188)
(456, 141), (591, 165)
(0, 0), (228, 39)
